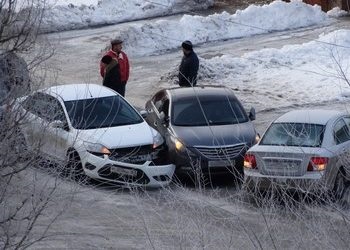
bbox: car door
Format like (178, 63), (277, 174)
(335, 117), (350, 178)
(145, 90), (166, 130)
(40, 95), (71, 162)
(145, 90), (173, 145)
(20, 93), (50, 153)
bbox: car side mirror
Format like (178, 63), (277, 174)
(249, 107), (256, 121)
(51, 120), (65, 129)
(51, 120), (69, 131)
(139, 109), (148, 119)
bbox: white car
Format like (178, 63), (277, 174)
(15, 84), (175, 188)
(244, 109), (350, 198)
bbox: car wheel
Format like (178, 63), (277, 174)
(66, 150), (87, 183)
(333, 169), (348, 202)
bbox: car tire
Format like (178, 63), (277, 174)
(333, 169), (349, 205)
(66, 150), (88, 183)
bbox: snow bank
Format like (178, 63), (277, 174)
(163, 30), (350, 111)
(41, 0), (214, 32)
(119, 0), (330, 56)
(327, 7), (349, 17)
(207, 30), (350, 110)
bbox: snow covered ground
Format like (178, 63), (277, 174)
(42, 0), (350, 113)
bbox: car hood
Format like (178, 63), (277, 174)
(76, 121), (154, 149)
(171, 122), (256, 147)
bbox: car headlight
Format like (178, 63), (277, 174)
(175, 139), (184, 151)
(170, 136), (186, 152)
(153, 132), (164, 149)
(84, 141), (111, 157)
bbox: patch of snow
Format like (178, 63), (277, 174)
(327, 7), (349, 17)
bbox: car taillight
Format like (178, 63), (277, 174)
(244, 153), (257, 169)
(307, 157), (328, 171)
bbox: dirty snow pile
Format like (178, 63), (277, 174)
(162, 30), (350, 112)
(213, 29), (350, 110)
(119, 0), (332, 56)
(41, 0), (214, 32)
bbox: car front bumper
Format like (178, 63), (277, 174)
(244, 169), (328, 192)
(81, 153), (175, 188)
(171, 150), (243, 175)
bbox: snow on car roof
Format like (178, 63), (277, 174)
(42, 84), (116, 101)
(274, 109), (344, 125)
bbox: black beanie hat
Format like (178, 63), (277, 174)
(182, 40), (193, 51)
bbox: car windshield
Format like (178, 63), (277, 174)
(172, 98), (248, 126)
(260, 123), (325, 147)
(64, 96), (143, 129)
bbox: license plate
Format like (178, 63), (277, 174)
(110, 166), (137, 177)
(208, 160), (231, 168)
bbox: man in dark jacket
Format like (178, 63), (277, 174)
(178, 40), (199, 87)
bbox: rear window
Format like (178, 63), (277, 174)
(260, 123), (325, 147)
(172, 98), (248, 126)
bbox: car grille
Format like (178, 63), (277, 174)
(109, 144), (165, 164)
(194, 143), (247, 160)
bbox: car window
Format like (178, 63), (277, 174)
(42, 95), (67, 123)
(334, 119), (350, 144)
(21, 93), (66, 123)
(159, 99), (169, 117)
(64, 95), (143, 130)
(172, 98), (248, 126)
(21, 93), (46, 117)
(260, 123), (325, 147)
(343, 117), (350, 129)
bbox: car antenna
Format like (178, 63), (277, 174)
(87, 85), (93, 98)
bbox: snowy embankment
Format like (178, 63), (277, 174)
(119, 0), (331, 56)
(160, 30), (350, 112)
(41, 0), (214, 32)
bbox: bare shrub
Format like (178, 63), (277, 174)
(0, 1), (79, 249)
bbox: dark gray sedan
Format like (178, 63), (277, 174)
(145, 86), (258, 181)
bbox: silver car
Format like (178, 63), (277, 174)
(244, 109), (350, 198)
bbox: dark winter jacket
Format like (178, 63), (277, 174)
(100, 50), (130, 83)
(178, 51), (199, 87)
(103, 59), (121, 92)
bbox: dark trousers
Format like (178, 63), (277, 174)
(114, 82), (126, 97)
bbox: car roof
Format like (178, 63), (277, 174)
(166, 85), (237, 101)
(274, 109), (344, 125)
(41, 84), (116, 101)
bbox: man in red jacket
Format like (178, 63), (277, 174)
(100, 39), (130, 97)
